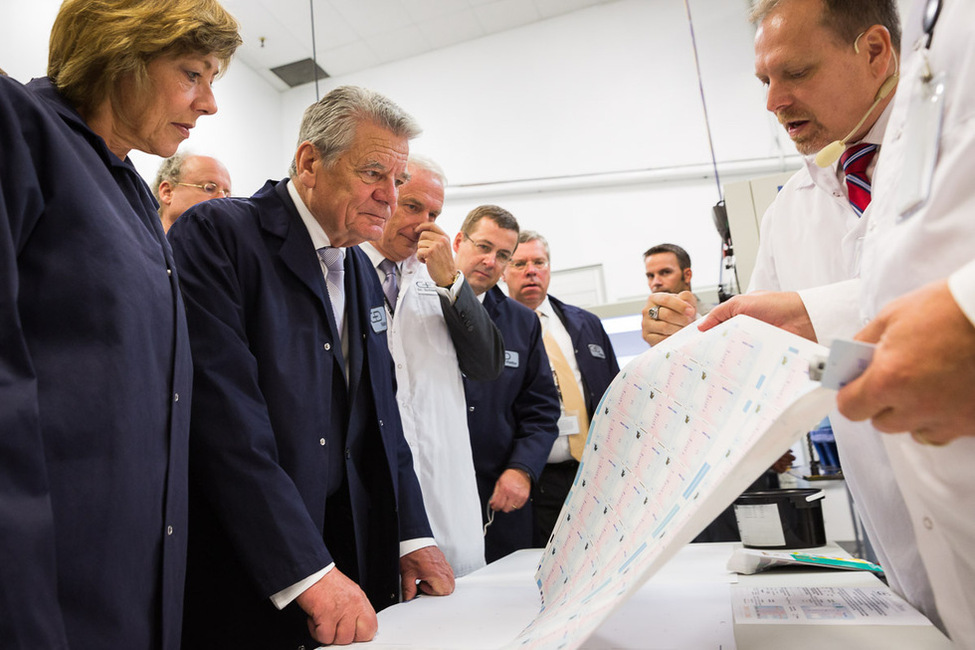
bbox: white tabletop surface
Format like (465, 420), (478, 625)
(345, 542), (951, 649)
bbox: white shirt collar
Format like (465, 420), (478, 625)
(803, 100), (894, 186)
(360, 242), (387, 269)
(535, 295), (556, 328)
(286, 178), (341, 259)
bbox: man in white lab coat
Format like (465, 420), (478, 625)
(361, 155), (504, 577)
(833, 1), (975, 643)
(661, 0), (942, 630)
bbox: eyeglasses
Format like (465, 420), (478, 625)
(508, 258), (549, 271)
(176, 182), (231, 198)
(463, 232), (513, 264)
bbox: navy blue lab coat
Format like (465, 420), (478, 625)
(532, 295), (620, 545)
(168, 180), (432, 649)
(0, 76), (192, 650)
(464, 286), (560, 563)
(548, 295), (620, 418)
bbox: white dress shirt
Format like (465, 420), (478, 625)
(536, 296), (585, 464)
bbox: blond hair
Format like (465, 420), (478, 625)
(49, 0), (241, 116)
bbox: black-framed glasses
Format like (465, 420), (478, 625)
(463, 232), (513, 264)
(176, 182), (231, 198)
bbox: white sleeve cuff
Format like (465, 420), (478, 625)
(270, 563), (334, 610)
(400, 537), (437, 557)
(947, 259), (975, 327)
(797, 279), (861, 347)
(434, 271), (464, 305)
(267, 537), (437, 610)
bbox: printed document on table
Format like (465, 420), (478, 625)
(505, 315), (836, 650)
(732, 586), (931, 626)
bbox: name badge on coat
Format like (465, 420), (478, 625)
(414, 280), (439, 296)
(369, 306), (388, 333)
(504, 350), (520, 368)
(588, 344), (606, 359)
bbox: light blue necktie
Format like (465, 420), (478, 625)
(317, 246), (345, 337)
(379, 258), (399, 314)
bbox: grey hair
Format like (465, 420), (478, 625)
(288, 85), (422, 178)
(517, 230), (550, 262)
(407, 153), (447, 187)
(152, 152), (188, 203)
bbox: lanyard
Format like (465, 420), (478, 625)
(922, 0), (943, 49)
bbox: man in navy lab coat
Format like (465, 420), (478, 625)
(504, 230), (620, 546)
(169, 86), (452, 649)
(452, 205), (561, 562)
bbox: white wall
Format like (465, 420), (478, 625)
(2, 0), (803, 304)
(0, 0), (283, 198)
(279, 0), (798, 303)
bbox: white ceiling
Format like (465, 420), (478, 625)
(221, 0), (615, 91)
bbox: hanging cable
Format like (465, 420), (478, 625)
(309, 0), (320, 101)
(683, 0), (741, 300)
(683, 0), (723, 202)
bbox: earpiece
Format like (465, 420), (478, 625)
(814, 38), (900, 168)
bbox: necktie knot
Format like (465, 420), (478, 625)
(318, 246), (344, 274)
(839, 143), (878, 217)
(840, 142), (877, 175)
(379, 258), (399, 312)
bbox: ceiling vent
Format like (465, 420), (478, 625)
(270, 58), (329, 88)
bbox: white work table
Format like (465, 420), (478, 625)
(346, 543), (951, 649)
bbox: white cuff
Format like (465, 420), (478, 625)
(947, 259), (975, 327)
(434, 271), (464, 305)
(797, 279), (861, 347)
(401, 537), (437, 557)
(270, 563), (334, 610)
(268, 538), (438, 610)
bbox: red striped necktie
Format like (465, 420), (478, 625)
(839, 143), (878, 217)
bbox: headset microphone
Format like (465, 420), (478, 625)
(814, 38), (900, 168)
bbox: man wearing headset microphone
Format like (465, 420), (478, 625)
(648, 0), (945, 634)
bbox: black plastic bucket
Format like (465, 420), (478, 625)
(733, 488), (827, 549)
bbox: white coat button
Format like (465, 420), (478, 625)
(319, 438), (326, 446)
(397, 363), (403, 369)
(379, 419), (384, 427)
(324, 343), (331, 351)
(174, 393), (179, 403)
(469, 406), (475, 412)
(167, 268), (172, 276)
(167, 525), (174, 536)
(923, 516), (934, 530)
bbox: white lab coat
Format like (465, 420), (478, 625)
(861, 4), (975, 642)
(367, 250), (486, 577)
(748, 97), (941, 628)
(748, 105), (892, 347)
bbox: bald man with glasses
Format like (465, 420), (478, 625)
(153, 152), (232, 232)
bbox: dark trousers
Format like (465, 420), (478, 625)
(531, 460), (580, 547)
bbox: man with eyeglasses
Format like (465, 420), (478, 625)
(153, 152), (232, 232)
(452, 206), (560, 563)
(504, 230), (619, 547)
